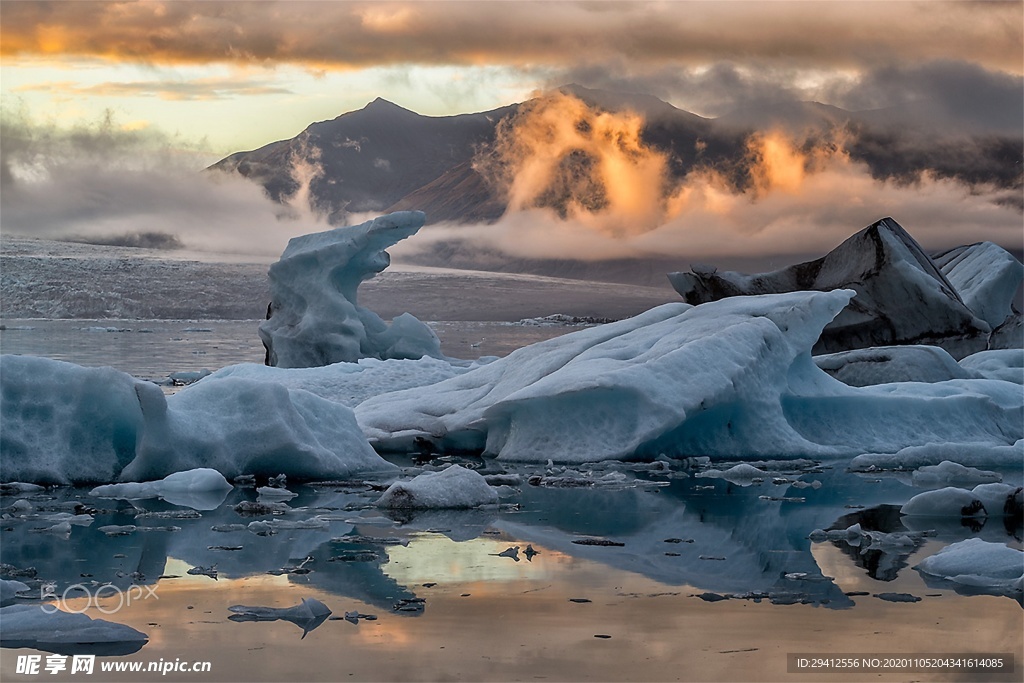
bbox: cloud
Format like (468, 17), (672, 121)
(395, 92), (1022, 265)
(0, 108), (328, 256)
(3, 1), (1020, 74)
(15, 78), (293, 101)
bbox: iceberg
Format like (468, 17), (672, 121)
(207, 356), (466, 408)
(123, 378), (398, 482)
(813, 345), (978, 387)
(959, 349), (1023, 384)
(915, 538), (1023, 599)
(259, 211), (443, 368)
(667, 218), (993, 357)
(0, 355), (144, 485)
(89, 468), (233, 510)
(0, 355), (397, 484)
(901, 482), (1021, 518)
(376, 465), (498, 509)
(851, 439), (1024, 471)
(910, 461), (1002, 489)
(0, 579), (30, 607)
(0, 604), (148, 656)
(357, 290), (1022, 463)
(932, 241), (1024, 329)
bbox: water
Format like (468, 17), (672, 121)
(1, 316), (1022, 682)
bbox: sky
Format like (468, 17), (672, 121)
(1, 1), (1022, 261)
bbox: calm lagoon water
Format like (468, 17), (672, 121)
(1, 321), (1021, 682)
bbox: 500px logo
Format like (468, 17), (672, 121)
(41, 583), (158, 614)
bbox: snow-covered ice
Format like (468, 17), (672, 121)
(259, 211), (442, 367)
(376, 465), (498, 509)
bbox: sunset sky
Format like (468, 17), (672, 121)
(3, 1), (1021, 153)
(1, 1), (1021, 260)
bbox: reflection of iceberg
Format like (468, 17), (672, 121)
(0, 604), (148, 656)
(228, 597), (331, 638)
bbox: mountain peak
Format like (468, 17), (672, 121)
(364, 97), (417, 115)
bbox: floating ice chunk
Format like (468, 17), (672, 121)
(959, 349), (1023, 385)
(256, 486), (297, 500)
(208, 356), (465, 408)
(259, 211), (442, 368)
(0, 604), (148, 655)
(91, 468), (232, 510)
(813, 345), (978, 387)
(376, 465), (498, 509)
(0, 355), (144, 485)
(852, 440), (1024, 471)
(911, 461), (1001, 489)
(695, 464), (768, 486)
(932, 241), (1024, 329)
(0, 482), (45, 494)
(228, 597), (331, 638)
(0, 579), (30, 606)
(915, 538), (1023, 597)
(901, 483), (1020, 518)
(122, 378), (396, 482)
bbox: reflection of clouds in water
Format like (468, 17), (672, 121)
(383, 535), (567, 586)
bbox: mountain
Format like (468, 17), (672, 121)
(211, 97), (516, 223)
(211, 85), (1022, 228)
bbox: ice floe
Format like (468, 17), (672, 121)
(90, 468), (232, 510)
(376, 465), (498, 509)
(900, 483), (1021, 518)
(0, 604), (148, 655)
(228, 597), (331, 638)
(915, 538), (1023, 599)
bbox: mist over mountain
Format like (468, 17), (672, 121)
(210, 84), (1023, 230)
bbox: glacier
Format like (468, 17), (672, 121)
(259, 211), (443, 367)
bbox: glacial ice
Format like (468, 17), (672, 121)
(959, 349), (1023, 384)
(813, 345), (978, 387)
(900, 482), (1021, 517)
(90, 468), (233, 510)
(259, 211), (443, 367)
(376, 465), (498, 509)
(357, 290), (1023, 462)
(0, 355), (397, 483)
(122, 377), (398, 482)
(932, 241), (1024, 329)
(851, 440), (1024, 471)
(667, 217), (996, 357)
(208, 356), (467, 408)
(0, 604), (148, 655)
(915, 538), (1023, 598)
(0, 579), (30, 607)
(0, 355), (144, 484)
(910, 461), (1002, 488)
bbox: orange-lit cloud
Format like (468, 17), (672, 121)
(2, 1), (1021, 74)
